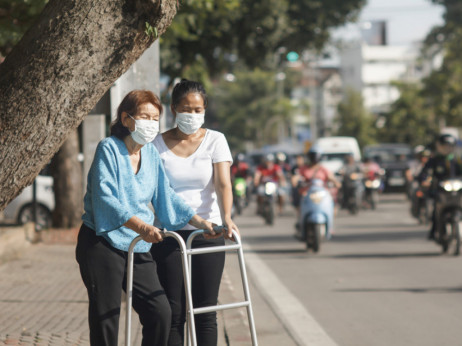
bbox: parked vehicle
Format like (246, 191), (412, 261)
(434, 178), (462, 255)
(2, 174), (54, 230)
(363, 144), (412, 192)
(233, 177), (247, 215)
(314, 136), (361, 174)
(257, 180), (278, 225)
(296, 179), (334, 252)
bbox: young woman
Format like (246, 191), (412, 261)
(150, 79), (238, 345)
(76, 90), (215, 346)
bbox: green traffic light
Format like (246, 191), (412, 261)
(286, 51), (299, 62)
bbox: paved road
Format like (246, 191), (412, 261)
(233, 193), (462, 346)
(2, 193), (461, 345)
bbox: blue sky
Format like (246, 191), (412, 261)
(332, 0), (445, 45)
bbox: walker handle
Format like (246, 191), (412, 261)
(203, 225), (228, 235)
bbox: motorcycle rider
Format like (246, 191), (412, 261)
(418, 133), (462, 240)
(231, 153), (251, 207)
(231, 153), (250, 180)
(254, 153), (287, 215)
(362, 155), (382, 180)
(406, 145), (432, 198)
(296, 146), (340, 195)
(290, 154), (305, 218)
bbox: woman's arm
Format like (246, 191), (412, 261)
(124, 216), (164, 243)
(214, 161), (240, 240)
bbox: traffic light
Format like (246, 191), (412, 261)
(286, 51), (299, 62)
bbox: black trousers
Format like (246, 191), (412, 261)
(150, 231), (225, 346)
(76, 224), (171, 346)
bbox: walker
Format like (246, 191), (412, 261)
(124, 226), (258, 346)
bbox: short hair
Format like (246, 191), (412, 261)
(110, 90), (163, 139)
(171, 79), (208, 110)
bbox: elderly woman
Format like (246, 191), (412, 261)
(75, 90), (215, 346)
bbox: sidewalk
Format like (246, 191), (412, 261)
(0, 227), (296, 345)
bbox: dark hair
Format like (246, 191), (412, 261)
(171, 79), (208, 110)
(110, 90), (163, 139)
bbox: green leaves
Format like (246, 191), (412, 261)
(144, 22), (158, 39)
(160, 0), (365, 80)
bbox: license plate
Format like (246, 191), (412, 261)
(388, 177), (405, 186)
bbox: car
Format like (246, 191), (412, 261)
(363, 143), (412, 192)
(314, 136), (362, 174)
(2, 173), (54, 230)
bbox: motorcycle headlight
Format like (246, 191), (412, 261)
(235, 182), (246, 193)
(309, 191), (327, 204)
(265, 182), (277, 195)
(440, 179), (462, 192)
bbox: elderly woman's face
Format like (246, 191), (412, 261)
(123, 102), (159, 131)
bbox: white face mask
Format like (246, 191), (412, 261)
(128, 114), (159, 145)
(176, 112), (205, 135)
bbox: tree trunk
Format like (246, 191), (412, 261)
(50, 130), (83, 228)
(0, 0), (177, 210)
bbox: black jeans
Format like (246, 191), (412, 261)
(150, 230), (225, 346)
(76, 224), (171, 346)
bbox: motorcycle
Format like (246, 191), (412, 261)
(434, 178), (462, 255)
(363, 171), (382, 210)
(257, 179), (278, 225)
(233, 177), (247, 215)
(410, 183), (431, 224)
(342, 172), (363, 214)
(296, 179), (334, 252)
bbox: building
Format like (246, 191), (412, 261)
(340, 42), (420, 116)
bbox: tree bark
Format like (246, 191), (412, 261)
(49, 130), (83, 228)
(0, 0), (177, 210)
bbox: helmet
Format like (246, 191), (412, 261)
(307, 146), (323, 164)
(414, 145), (425, 155)
(276, 152), (286, 163)
(438, 133), (456, 146)
(264, 153), (275, 162)
(235, 153), (246, 162)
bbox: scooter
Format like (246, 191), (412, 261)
(296, 179), (334, 252)
(343, 172), (363, 214)
(434, 177), (462, 255)
(257, 179), (278, 225)
(233, 177), (247, 215)
(363, 171), (382, 210)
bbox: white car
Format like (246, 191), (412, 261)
(2, 174), (54, 230)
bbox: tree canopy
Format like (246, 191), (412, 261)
(334, 88), (376, 149)
(160, 0), (365, 80)
(382, 0), (462, 147)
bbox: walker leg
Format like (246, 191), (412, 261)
(185, 229), (258, 346)
(125, 236), (142, 346)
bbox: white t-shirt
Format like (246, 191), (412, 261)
(153, 129), (233, 230)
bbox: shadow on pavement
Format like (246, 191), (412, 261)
(331, 230), (428, 243)
(335, 286), (462, 294)
(248, 249), (307, 255)
(329, 251), (441, 259)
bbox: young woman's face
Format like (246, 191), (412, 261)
(174, 93), (205, 115)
